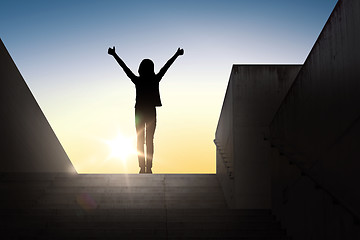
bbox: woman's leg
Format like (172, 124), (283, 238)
(135, 108), (145, 173)
(145, 108), (156, 173)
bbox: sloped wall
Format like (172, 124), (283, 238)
(0, 39), (76, 173)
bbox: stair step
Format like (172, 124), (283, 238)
(1, 173), (289, 240)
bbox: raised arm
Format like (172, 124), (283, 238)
(158, 48), (184, 78)
(108, 46), (136, 80)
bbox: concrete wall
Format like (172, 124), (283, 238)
(215, 65), (301, 208)
(269, 0), (360, 238)
(215, 70), (235, 207)
(0, 39), (76, 173)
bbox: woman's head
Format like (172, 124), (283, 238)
(138, 59), (155, 76)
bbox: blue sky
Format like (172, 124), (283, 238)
(0, 0), (338, 173)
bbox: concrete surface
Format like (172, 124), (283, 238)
(269, 0), (360, 239)
(215, 65), (301, 209)
(0, 39), (75, 173)
(0, 173), (289, 239)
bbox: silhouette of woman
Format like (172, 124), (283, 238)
(108, 47), (184, 173)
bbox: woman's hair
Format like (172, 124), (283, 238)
(138, 59), (155, 76)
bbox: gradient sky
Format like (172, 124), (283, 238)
(0, 0), (337, 173)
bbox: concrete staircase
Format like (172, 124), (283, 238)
(1, 173), (289, 239)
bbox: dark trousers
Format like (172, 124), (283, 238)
(135, 107), (156, 168)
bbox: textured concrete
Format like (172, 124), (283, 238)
(269, 0), (360, 239)
(0, 173), (289, 239)
(0, 39), (75, 172)
(215, 65), (301, 209)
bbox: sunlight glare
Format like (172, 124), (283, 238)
(103, 132), (137, 162)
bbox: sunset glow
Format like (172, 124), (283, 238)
(0, 0), (337, 173)
(103, 132), (137, 163)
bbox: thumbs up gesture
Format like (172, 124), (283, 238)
(108, 46), (116, 56)
(176, 48), (184, 56)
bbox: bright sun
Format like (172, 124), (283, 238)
(103, 133), (137, 162)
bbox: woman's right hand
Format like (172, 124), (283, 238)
(176, 48), (184, 56)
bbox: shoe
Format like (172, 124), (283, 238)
(146, 167), (152, 174)
(139, 167), (145, 174)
